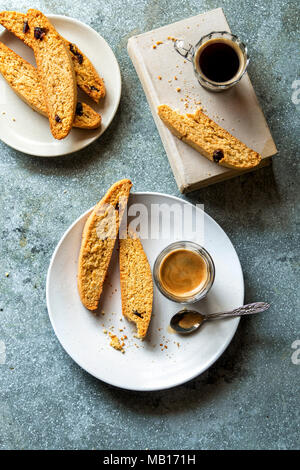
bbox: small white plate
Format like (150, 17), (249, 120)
(46, 193), (244, 391)
(0, 15), (121, 156)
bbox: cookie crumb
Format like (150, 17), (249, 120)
(109, 333), (124, 352)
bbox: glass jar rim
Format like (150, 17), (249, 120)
(193, 31), (249, 88)
(153, 241), (215, 304)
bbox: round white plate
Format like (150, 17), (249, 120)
(46, 193), (244, 391)
(0, 15), (121, 156)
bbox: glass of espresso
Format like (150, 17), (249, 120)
(174, 31), (249, 91)
(153, 241), (215, 304)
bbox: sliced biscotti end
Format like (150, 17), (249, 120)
(73, 102), (101, 129)
(0, 11), (32, 46)
(27, 9), (77, 140)
(158, 105), (262, 170)
(157, 104), (189, 139)
(187, 109), (261, 169)
(119, 231), (153, 339)
(78, 179), (132, 311)
(0, 41), (47, 114)
(63, 39), (106, 103)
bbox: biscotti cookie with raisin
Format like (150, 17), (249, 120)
(0, 11), (32, 46)
(78, 179), (132, 311)
(0, 42), (101, 129)
(0, 10), (105, 102)
(119, 230), (153, 339)
(157, 105), (261, 170)
(26, 9), (77, 139)
(72, 102), (101, 129)
(67, 41), (105, 103)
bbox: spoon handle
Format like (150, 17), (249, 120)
(205, 302), (270, 321)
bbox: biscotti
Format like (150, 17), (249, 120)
(78, 179), (132, 311)
(157, 105), (261, 170)
(0, 41), (101, 129)
(0, 10), (105, 102)
(72, 102), (101, 129)
(119, 231), (153, 339)
(26, 9), (77, 139)
(66, 40), (105, 103)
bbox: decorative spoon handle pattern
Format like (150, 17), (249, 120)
(205, 302), (270, 321)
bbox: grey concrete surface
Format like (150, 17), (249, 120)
(0, 0), (299, 450)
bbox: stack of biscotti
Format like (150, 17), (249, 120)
(0, 9), (105, 139)
(78, 180), (154, 340)
(158, 105), (262, 170)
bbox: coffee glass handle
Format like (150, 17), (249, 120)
(174, 39), (194, 62)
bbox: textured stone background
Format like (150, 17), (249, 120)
(0, 0), (299, 450)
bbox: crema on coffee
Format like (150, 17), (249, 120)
(159, 249), (208, 298)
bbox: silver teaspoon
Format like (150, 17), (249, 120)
(170, 302), (270, 334)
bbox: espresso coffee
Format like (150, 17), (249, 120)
(195, 38), (244, 83)
(159, 249), (208, 298)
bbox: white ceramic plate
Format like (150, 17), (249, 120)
(0, 15), (121, 156)
(46, 193), (244, 391)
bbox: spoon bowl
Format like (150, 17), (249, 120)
(170, 310), (205, 334)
